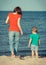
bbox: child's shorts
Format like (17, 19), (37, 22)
(31, 44), (38, 52)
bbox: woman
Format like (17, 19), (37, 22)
(6, 7), (23, 57)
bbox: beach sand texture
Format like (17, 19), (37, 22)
(0, 55), (46, 65)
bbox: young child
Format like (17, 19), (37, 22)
(28, 27), (40, 58)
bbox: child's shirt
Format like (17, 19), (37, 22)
(30, 33), (40, 46)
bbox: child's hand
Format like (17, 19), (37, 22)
(28, 44), (30, 48)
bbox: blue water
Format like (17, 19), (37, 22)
(0, 11), (46, 56)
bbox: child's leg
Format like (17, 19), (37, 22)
(35, 46), (38, 58)
(35, 51), (38, 58)
(31, 45), (35, 58)
(32, 50), (34, 57)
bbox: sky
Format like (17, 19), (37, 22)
(0, 0), (46, 11)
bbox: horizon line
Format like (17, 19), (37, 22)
(0, 10), (46, 12)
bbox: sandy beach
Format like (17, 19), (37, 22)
(0, 55), (46, 65)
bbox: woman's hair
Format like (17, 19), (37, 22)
(13, 6), (22, 15)
(32, 27), (38, 32)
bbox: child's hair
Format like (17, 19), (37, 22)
(32, 27), (38, 33)
(13, 6), (22, 15)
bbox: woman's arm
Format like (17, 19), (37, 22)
(5, 16), (9, 24)
(18, 17), (23, 35)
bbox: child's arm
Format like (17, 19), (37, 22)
(28, 39), (32, 47)
(5, 16), (9, 24)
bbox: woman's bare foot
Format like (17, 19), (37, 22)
(11, 52), (15, 58)
(11, 54), (15, 58)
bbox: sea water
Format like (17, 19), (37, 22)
(0, 11), (46, 56)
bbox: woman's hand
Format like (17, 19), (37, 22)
(18, 18), (23, 36)
(20, 30), (23, 35)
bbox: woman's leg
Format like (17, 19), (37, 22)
(9, 31), (15, 57)
(14, 32), (20, 53)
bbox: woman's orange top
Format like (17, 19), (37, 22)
(8, 13), (21, 32)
